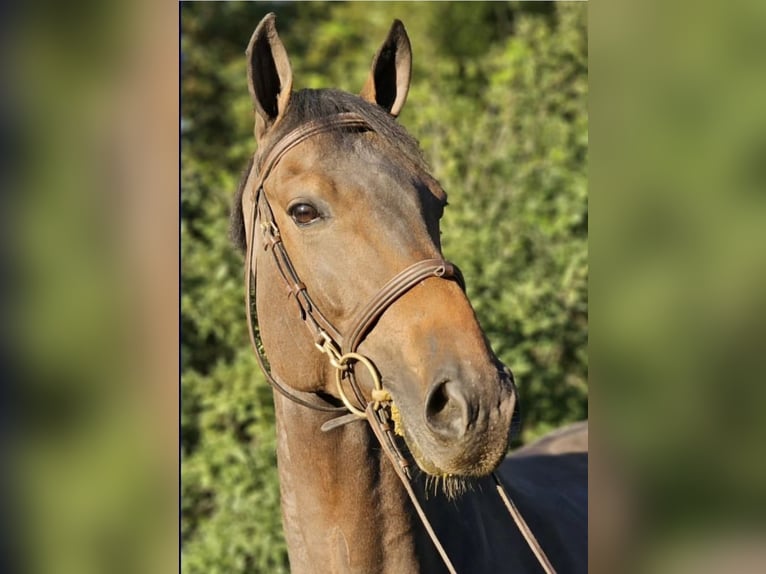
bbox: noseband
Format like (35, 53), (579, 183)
(243, 112), (556, 574)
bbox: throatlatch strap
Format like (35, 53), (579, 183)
(244, 188), (346, 413)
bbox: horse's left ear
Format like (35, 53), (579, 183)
(360, 20), (412, 118)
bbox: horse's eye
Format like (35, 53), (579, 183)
(288, 203), (320, 225)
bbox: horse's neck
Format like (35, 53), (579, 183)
(272, 394), (555, 574)
(273, 395), (443, 574)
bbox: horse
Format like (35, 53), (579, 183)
(232, 13), (587, 574)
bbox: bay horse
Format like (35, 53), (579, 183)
(233, 13), (587, 574)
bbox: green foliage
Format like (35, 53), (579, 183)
(432, 3), (589, 437)
(181, 142), (287, 573)
(181, 2), (587, 572)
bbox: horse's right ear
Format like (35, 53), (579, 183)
(360, 19), (412, 118)
(246, 13), (293, 141)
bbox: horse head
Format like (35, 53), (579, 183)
(236, 13), (517, 481)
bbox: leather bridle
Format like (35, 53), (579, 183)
(243, 112), (556, 574)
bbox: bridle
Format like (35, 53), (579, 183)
(244, 112), (465, 419)
(243, 112), (556, 574)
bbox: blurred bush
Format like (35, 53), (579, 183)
(181, 2), (587, 572)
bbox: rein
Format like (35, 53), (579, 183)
(243, 112), (556, 574)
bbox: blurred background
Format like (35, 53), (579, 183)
(590, 1), (766, 572)
(181, 2), (587, 572)
(2, 0), (178, 571)
(3, 1), (765, 573)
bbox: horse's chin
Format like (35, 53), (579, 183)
(390, 403), (508, 481)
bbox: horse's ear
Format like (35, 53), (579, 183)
(360, 19), (412, 118)
(246, 13), (293, 141)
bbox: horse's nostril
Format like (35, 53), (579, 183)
(424, 380), (471, 441)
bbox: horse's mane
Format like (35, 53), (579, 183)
(230, 88), (431, 252)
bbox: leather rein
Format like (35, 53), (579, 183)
(243, 112), (556, 574)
